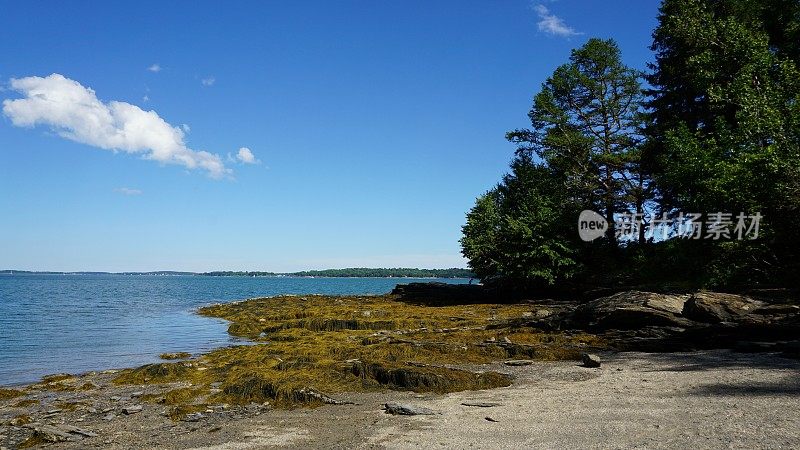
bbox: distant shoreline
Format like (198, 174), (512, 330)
(0, 268), (475, 279)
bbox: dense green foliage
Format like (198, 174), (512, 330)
(461, 157), (580, 289)
(646, 0), (800, 287)
(462, 1), (800, 291)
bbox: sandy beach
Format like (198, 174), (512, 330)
(2, 349), (798, 449)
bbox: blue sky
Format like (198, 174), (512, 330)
(0, 1), (660, 272)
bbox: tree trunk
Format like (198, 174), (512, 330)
(636, 199), (646, 245)
(606, 200), (617, 246)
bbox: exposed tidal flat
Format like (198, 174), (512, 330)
(1, 284), (799, 448)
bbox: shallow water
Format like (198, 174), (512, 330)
(0, 274), (468, 385)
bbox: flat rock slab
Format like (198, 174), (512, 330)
(122, 405), (143, 415)
(24, 424), (74, 443)
(574, 291), (695, 331)
(383, 402), (437, 416)
(57, 425), (97, 438)
(23, 424), (96, 443)
(504, 360), (535, 366)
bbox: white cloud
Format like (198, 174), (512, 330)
(533, 4), (581, 37)
(2, 74), (230, 178)
(201, 76), (215, 86)
(115, 187), (142, 195)
(147, 64), (161, 73)
(142, 94), (150, 102)
(235, 147), (259, 164)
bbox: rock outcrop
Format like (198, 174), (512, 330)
(682, 292), (766, 323)
(383, 402), (437, 415)
(571, 291), (694, 331)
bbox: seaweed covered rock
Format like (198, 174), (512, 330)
(114, 362), (191, 384)
(346, 361), (512, 393)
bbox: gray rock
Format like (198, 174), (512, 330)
(130, 391), (144, 398)
(504, 359), (534, 366)
(682, 292), (765, 324)
(573, 291), (694, 331)
(383, 402), (437, 415)
(181, 413), (203, 422)
(122, 405), (143, 415)
(23, 424), (74, 443)
(110, 396), (121, 402)
(102, 413), (116, 421)
(57, 425), (97, 438)
(582, 353), (601, 368)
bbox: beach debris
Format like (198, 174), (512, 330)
(461, 402), (501, 408)
(57, 425), (97, 438)
(484, 416), (498, 422)
(296, 388), (355, 405)
(181, 413), (203, 422)
(122, 405), (143, 415)
(383, 402), (437, 416)
(581, 353), (601, 368)
(23, 423), (96, 443)
(504, 359), (534, 366)
(23, 424), (73, 443)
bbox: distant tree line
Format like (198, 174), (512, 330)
(201, 268), (475, 278)
(461, 0), (800, 292)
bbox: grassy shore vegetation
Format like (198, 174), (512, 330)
(0, 388), (24, 401)
(112, 294), (601, 418)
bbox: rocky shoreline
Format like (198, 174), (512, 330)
(1, 286), (798, 448)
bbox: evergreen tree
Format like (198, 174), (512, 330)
(508, 38), (651, 245)
(647, 0), (800, 286)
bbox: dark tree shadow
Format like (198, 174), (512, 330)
(689, 377), (800, 396)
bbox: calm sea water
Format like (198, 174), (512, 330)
(0, 274), (468, 386)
